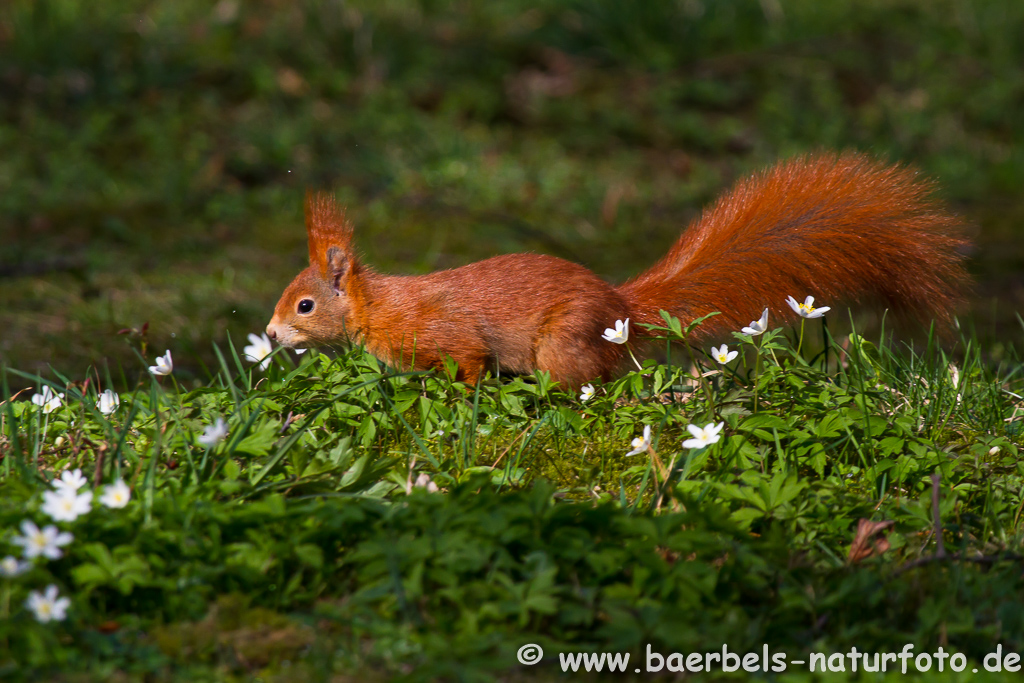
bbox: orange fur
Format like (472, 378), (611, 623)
(304, 192), (353, 279)
(619, 153), (968, 341)
(267, 153), (969, 388)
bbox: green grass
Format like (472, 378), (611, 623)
(2, 313), (1024, 680)
(3, 0), (1024, 680)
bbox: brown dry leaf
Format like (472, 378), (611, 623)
(848, 518), (895, 564)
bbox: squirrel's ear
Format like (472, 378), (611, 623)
(305, 191), (354, 279)
(325, 246), (349, 295)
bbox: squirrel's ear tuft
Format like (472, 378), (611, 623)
(305, 191), (354, 278)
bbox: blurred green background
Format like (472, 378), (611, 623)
(2, 0), (1022, 384)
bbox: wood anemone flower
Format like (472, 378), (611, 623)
(26, 585), (71, 623)
(711, 344), (738, 364)
(149, 350), (174, 376)
(682, 422), (724, 449)
(198, 418), (229, 447)
(601, 318), (630, 344)
(626, 425), (652, 456)
(97, 390), (120, 415)
(787, 295), (831, 319)
(0, 556), (30, 578)
(741, 308), (769, 336)
(41, 488), (93, 523)
(31, 386), (64, 414)
(100, 479), (132, 509)
(244, 332), (274, 371)
(12, 521), (73, 560)
(52, 468), (87, 494)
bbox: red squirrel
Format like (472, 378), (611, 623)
(266, 153), (968, 387)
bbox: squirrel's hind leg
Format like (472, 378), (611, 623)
(534, 331), (622, 390)
(531, 293), (631, 390)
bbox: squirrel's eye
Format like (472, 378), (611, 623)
(297, 299), (315, 314)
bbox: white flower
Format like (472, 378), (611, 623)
(198, 418), (229, 447)
(243, 332), (274, 371)
(26, 585), (70, 623)
(52, 468), (87, 493)
(0, 555), (30, 578)
(97, 389), (120, 415)
(12, 520), (73, 560)
(31, 386), (64, 414)
(741, 308), (769, 336)
(786, 295), (830, 319)
(579, 384), (595, 402)
(41, 488), (93, 523)
(682, 422), (725, 449)
(149, 350), (173, 376)
(601, 318), (630, 344)
(294, 348), (307, 355)
(711, 344), (738, 364)
(413, 473), (439, 493)
(626, 425), (652, 456)
(99, 479), (131, 509)
(989, 446), (1000, 456)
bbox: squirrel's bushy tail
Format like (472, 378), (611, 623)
(617, 153), (969, 341)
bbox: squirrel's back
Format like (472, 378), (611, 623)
(351, 254), (628, 380)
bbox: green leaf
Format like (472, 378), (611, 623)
(294, 543), (324, 570)
(234, 420), (280, 458)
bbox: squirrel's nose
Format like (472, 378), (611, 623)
(266, 325), (277, 341)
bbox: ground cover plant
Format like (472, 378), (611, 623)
(4, 0), (1024, 680)
(2, 308), (1024, 681)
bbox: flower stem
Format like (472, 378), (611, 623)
(821, 315), (830, 371)
(752, 335), (762, 414)
(625, 343), (644, 373)
(683, 340), (716, 415)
